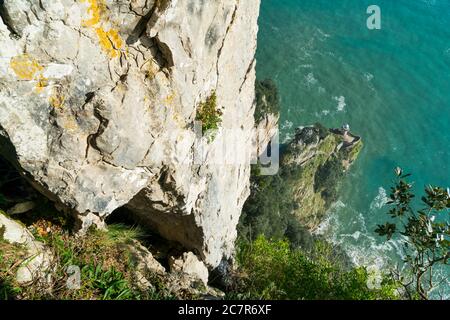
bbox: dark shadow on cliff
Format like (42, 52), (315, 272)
(105, 206), (186, 271)
(0, 156), (74, 230)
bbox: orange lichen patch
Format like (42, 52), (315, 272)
(31, 220), (63, 238)
(81, 0), (106, 27)
(95, 27), (123, 58)
(10, 54), (44, 80)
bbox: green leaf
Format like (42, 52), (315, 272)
(375, 223), (397, 240)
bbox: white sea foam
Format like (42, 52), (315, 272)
(317, 200), (404, 272)
(305, 72), (318, 86)
(334, 96), (346, 112)
(314, 201), (345, 236)
(281, 120), (293, 130)
(281, 121), (295, 143)
(316, 28), (331, 41)
(315, 109), (331, 117)
(340, 231), (362, 241)
(364, 72), (374, 81)
(370, 187), (389, 211)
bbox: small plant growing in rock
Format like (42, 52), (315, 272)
(195, 91), (223, 141)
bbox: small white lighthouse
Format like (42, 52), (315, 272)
(342, 124), (350, 133)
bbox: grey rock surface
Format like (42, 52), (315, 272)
(169, 251), (209, 286)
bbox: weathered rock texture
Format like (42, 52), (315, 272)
(169, 251), (209, 286)
(0, 0), (261, 268)
(255, 113), (278, 156)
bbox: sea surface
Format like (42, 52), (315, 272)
(256, 0), (450, 296)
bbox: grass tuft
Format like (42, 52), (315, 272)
(0, 220), (175, 300)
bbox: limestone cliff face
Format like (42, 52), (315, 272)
(0, 0), (261, 268)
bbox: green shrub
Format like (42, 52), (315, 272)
(81, 264), (134, 300)
(255, 79), (280, 122)
(314, 122), (330, 140)
(233, 236), (399, 300)
(0, 240), (26, 300)
(238, 163), (315, 249)
(314, 155), (345, 204)
(238, 165), (310, 246)
(195, 92), (223, 138)
(376, 170), (450, 300)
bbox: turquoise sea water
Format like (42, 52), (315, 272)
(256, 0), (450, 293)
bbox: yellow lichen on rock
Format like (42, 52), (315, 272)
(107, 29), (123, 50)
(81, 0), (105, 27)
(10, 54), (49, 92)
(95, 28), (123, 58)
(61, 117), (78, 131)
(10, 54), (44, 81)
(35, 74), (49, 93)
(81, 0), (124, 58)
(163, 92), (176, 106)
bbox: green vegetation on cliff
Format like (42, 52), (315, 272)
(230, 235), (399, 300)
(239, 123), (363, 244)
(195, 91), (223, 135)
(254, 79), (280, 122)
(0, 220), (174, 300)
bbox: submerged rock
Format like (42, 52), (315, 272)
(0, 0), (261, 268)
